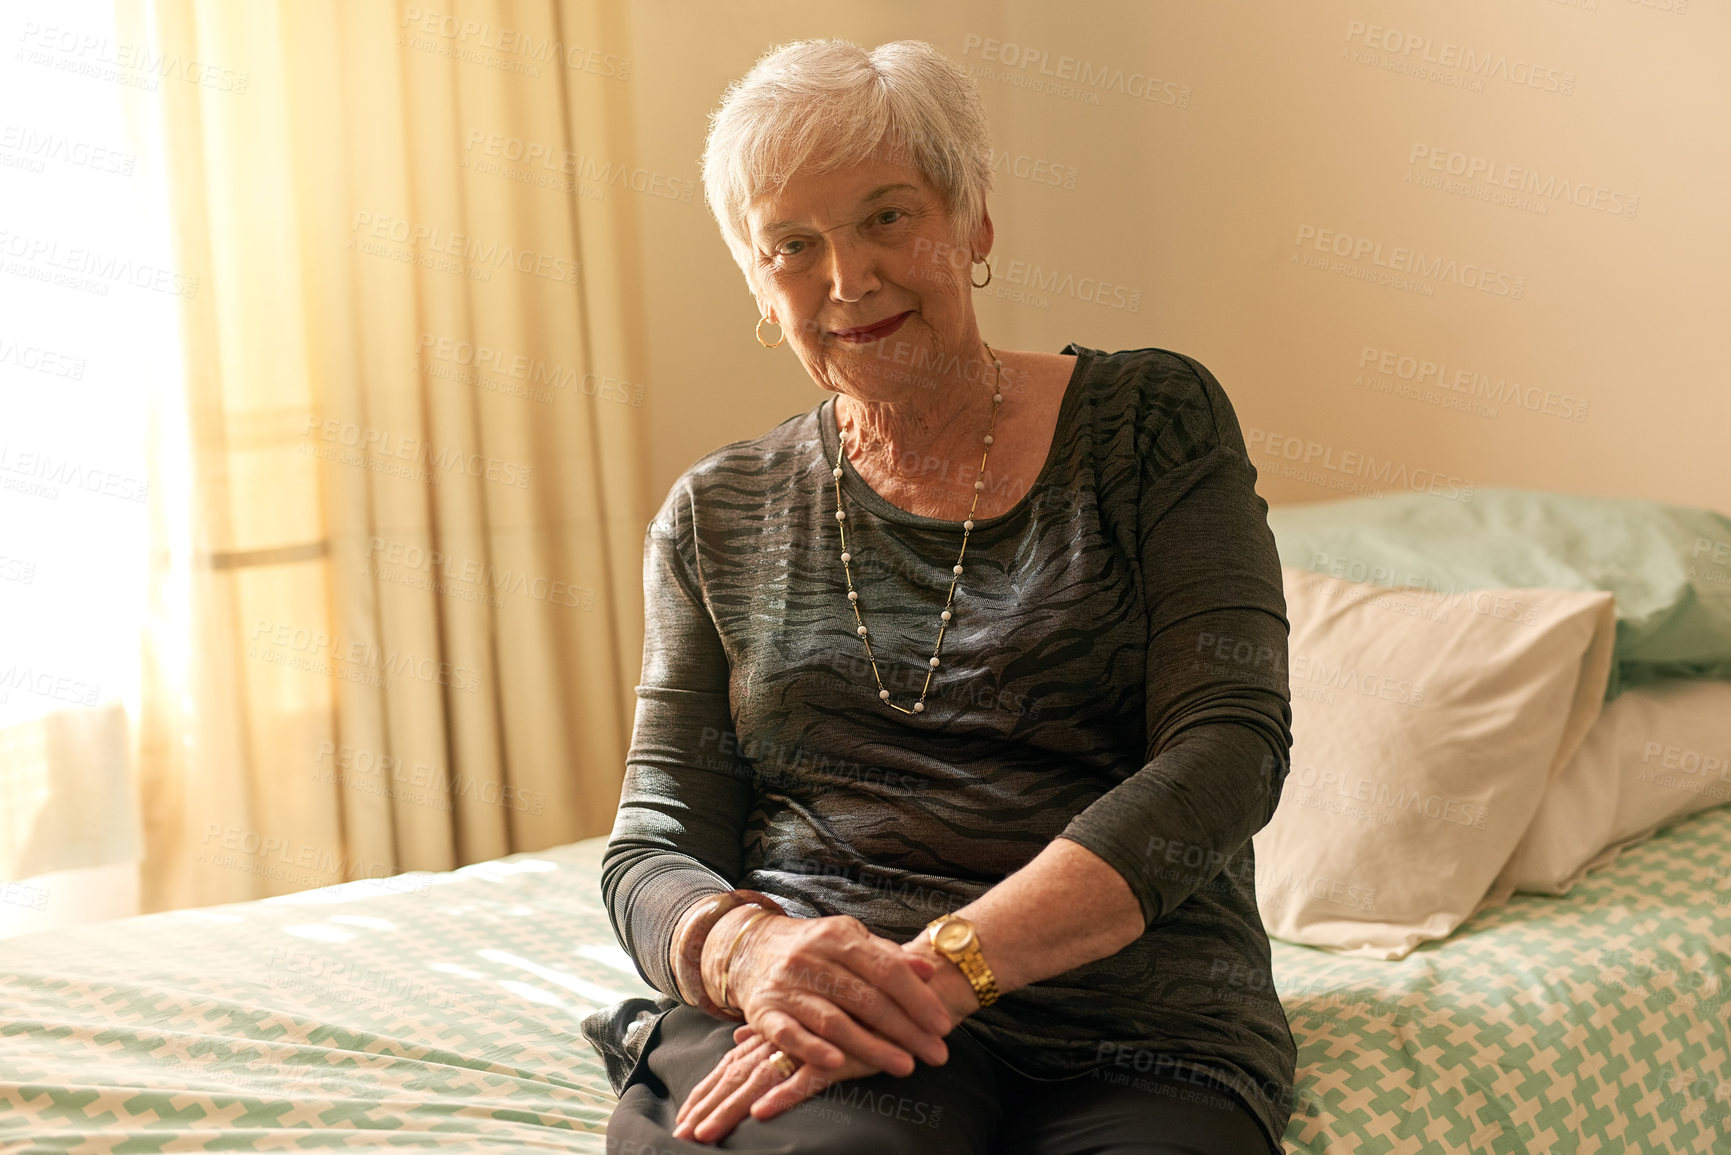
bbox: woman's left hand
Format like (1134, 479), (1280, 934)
(674, 933), (978, 1144)
(672, 1021), (883, 1144)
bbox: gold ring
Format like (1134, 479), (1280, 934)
(766, 1049), (800, 1079)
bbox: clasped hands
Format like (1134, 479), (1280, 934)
(672, 904), (980, 1145)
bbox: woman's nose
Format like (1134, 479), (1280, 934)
(825, 236), (880, 304)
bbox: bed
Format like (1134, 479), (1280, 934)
(3, 805), (1730, 1153)
(8, 487), (1730, 1152)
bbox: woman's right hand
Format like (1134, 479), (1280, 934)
(704, 907), (955, 1076)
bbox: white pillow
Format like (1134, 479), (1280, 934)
(1503, 678), (1731, 894)
(1254, 568), (1615, 959)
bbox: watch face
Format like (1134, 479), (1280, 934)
(933, 920), (974, 953)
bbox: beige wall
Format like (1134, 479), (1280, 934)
(620, 0), (1728, 516)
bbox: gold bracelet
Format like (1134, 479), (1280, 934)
(669, 889), (786, 1018)
(670, 892), (747, 1007)
(714, 906), (774, 1013)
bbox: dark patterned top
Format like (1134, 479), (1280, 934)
(588, 344), (1297, 1152)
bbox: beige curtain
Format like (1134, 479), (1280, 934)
(123, 0), (650, 911)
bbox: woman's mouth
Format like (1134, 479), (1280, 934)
(830, 310), (913, 344)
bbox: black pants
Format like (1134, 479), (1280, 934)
(604, 1004), (1275, 1155)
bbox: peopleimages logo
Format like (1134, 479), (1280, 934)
(1357, 345), (1589, 422)
(0, 124), (135, 176)
(0, 335), (87, 379)
(15, 21), (251, 93)
(1408, 144), (1639, 220)
(1246, 427), (1476, 503)
(961, 34), (1191, 107)
(349, 212), (580, 286)
(247, 617), (483, 694)
(463, 131), (695, 202)
(0, 663), (99, 708)
(399, 7), (631, 79)
(1292, 225), (1526, 300)
(986, 147), (1079, 190)
(0, 442), (149, 502)
(418, 334), (644, 406)
(301, 416), (533, 489)
(1286, 761), (1488, 829)
(1343, 20), (1576, 95)
(363, 535), (596, 612)
(0, 228), (199, 298)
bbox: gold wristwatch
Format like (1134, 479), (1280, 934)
(924, 914), (999, 1008)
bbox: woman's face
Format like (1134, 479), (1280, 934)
(745, 148), (992, 402)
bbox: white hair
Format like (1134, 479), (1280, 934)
(700, 38), (994, 297)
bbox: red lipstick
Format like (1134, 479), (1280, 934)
(831, 310), (912, 344)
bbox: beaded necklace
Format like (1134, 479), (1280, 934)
(829, 342), (1004, 715)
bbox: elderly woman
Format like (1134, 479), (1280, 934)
(579, 37), (1295, 1155)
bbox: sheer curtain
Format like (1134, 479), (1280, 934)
(1, 0), (173, 932)
(121, 0), (650, 912)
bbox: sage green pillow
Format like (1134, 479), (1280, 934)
(1266, 487), (1731, 699)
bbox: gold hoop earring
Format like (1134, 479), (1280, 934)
(755, 315), (784, 348)
(970, 256), (993, 289)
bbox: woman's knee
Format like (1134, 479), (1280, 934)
(993, 1067), (1273, 1155)
(606, 1068), (984, 1155)
(764, 1073), (960, 1154)
(608, 1016), (1003, 1154)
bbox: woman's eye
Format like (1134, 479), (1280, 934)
(875, 209), (903, 226)
(777, 239), (805, 255)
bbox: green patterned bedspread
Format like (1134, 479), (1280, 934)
(3, 810), (1729, 1152)
(1275, 803), (1731, 1154)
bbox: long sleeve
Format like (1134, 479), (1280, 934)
(1056, 354), (1293, 928)
(600, 485), (756, 997)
